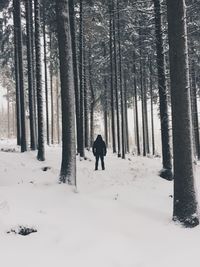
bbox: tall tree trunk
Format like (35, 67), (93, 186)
(117, 0), (125, 159)
(113, 0), (121, 157)
(124, 70), (129, 154)
(143, 63), (150, 154)
(42, 1), (50, 145)
(69, 0), (80, 153)
(83, 40), (89, 149)
(56, 0), (76, 185)
(140, 62), (146, 157)
(13, 0), (21, 145)
(109, 1), (116, 153)
(34, 0), (45, 160)
(133, 55), (140, 155)
(56, 74), (60, 143)
(153, 0), (172, 180)
(103, 42), (108, 146)
(25, 0), (37, 150)
(167, 0), (199, 227)
(13, 0), (27, 152)
(190, 52), (200, 160)
(49, 33), (54, 145)
(88, 42), (94, 148)
(149, 56), (155, 155)
(79, 0), (85, 157)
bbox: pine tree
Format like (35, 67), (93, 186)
(167, 0), (199, 227)
(56, 0), (76, 185)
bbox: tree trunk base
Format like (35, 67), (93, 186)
(173, 215), (199, 228)
(159, 168), (173, 181)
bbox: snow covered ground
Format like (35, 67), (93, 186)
(0, 139), (200, 267)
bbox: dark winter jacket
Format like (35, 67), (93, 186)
(92, 135), (107, 157)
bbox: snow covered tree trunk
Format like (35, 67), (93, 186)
(190, 53), (200, 160)
(69, 0), (80, 153)
(42, 1), (50, 146)
(34, 0), (45, 161)
(167, 0), (199, 227)
(30, 0), (38, 143)
(13, 0), (21, 146)
(109, 1), (116, 153)
(103, 42), (108, 146)
(83, 41), (89, 149)
(124, 70), (129, 154)
(133, 55), (140, 156)
(25, 0), (37, 150)
(143, 63), (150, 154)
(88, 42), (95, 148)
(49, 33), (54, 145)
(56, 0), (76, 185)
(149, 56), (155, 155)
(113, 0), (121, 157)
(13, 0), (27, 152)
(117, 0), (125, 159)
(78, 0), (85, 158)
(153, 0), (172, 180)
(56, 75), (60, 144)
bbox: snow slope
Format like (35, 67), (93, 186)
(0, 139), (200, 267)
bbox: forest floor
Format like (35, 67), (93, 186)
(0, 139), (200, 267)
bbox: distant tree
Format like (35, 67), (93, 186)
(167, 0), (199, 227)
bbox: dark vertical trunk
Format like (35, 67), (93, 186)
(88, 42), (94, 148)
(13, 0), (27, 152)
(149, 56), (155, 155)
(190, 52), (200, 160)
(133, 56), (140, 155)
(103, 42), (108, 146)
(143, 63), (150, 154)
(79, 0), (85, 157)
(124, 70), (129, 153)
(42, 2), (50, 145)
(56, 74), (60, 144)
(34, 0), (45, 161)
(83, 40), (89, 149)
(113, 0), (121, 157)
(167, 0), (199, 227)
(13, 3), (21, 145)
(25, 0), (37, 150)
(69, 0), (80, 153)
(30, 0), (37, 143)
(109, 1), (116, 153)
(117, 0), (125, 159)
(49, 33), (54, 145)
(56, 0), (76, 185)
(140, 61), (146, 157)
(153, 0), (172, 180)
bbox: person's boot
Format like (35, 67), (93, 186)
(102, 162), (105, 170)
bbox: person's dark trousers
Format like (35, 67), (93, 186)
(95, 155), (105, 170)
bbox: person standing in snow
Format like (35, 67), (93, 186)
(92, 135), (107, 170)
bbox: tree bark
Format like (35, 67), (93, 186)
(109, 1), (116, 153)
(69, 0), (80, 153)
(167, 0), (199, 227)
(25, 0), (37, 150)
(13, 0), (27, 152)
(153, 0), (172, 180)
(34, 0), (45, 160)
(56, 0), (76, 185)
